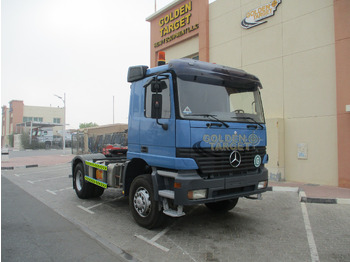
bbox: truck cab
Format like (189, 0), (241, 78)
(72, 58), (268, 229)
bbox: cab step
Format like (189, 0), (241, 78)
(163, 208), (185, 218)
(159, 190), (185, 218)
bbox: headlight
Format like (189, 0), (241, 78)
(188, 189), (207, 200)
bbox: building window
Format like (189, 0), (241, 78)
(144, 78), (171, 119)
(23, 117), (43, 122)
(53, 118), (61, 124)
(23, 117), (33, 122)
(34, 117), (43, 122)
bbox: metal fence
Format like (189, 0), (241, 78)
(71, 132), (85, 155)
(72, 131), (128, 155)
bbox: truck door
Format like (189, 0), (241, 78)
(139, 74), (176, 168)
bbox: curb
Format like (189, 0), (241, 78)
(2, 164), (39, 170)
(1, 160), (73, 171)
(267, 186), (350, 205)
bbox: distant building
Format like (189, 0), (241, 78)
(1, 100), (64, 146)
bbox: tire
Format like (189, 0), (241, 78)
(129, 175), (165, 229)
(73, 163), (94, 199)
(205, 198), (239, 212)
(93, 186), (105, 198)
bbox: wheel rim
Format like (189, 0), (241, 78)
(133, 187), (151, 218)
(76, 170), (83, 191)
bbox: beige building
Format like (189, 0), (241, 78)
(147, 0), (350, 188)
(2, 100), (65, 146)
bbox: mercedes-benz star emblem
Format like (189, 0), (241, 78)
(229, 151), (241, 168)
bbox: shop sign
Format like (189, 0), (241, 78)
(154, 1), (199, 48)
(241, 0), (281, 29)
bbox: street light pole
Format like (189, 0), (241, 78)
(54, 93), (66, 154)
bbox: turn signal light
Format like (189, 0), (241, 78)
(174, 182), (182, 189)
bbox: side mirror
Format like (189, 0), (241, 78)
(127, 65), (148, 83)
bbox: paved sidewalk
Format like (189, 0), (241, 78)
(2, 152), (350, 204)
(269, 181), (350, 205)
(1, 153), (75, 169)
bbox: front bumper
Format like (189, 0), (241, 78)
(173, 168), (268, 206)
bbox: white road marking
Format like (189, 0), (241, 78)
(134, 206), (200, 254)
(14, 166), (69, 177)
(135, 224), (173, 253)
(150, 226), (171, 242)
(78, 205), (95, 214)
(301, 202), (320, 262)
(135, 234), (170, 252)
(46, 187), (72, 195)
(27, 175), (67, 184)
(46, 190), (57, 195)
(166, 237), (198, 262)
(77, 196), (123, 215)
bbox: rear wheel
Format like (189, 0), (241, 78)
(205, 198), (239, 212)
(129, 175), (165, 229)
(93, 186), (105, 198)
(73, 163), (94, 199)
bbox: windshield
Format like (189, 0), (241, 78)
(177, 78), (265, 123)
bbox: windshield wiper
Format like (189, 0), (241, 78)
(231, 116), (264, 129)
(188, 114), (229, 128)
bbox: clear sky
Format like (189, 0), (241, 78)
(1, 0), (176, 129)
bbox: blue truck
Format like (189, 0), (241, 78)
(72, 58), (269, 229)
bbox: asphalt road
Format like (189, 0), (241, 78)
(1, 176), (123, 262)
(2, 163), (350, 262)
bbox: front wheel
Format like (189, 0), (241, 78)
(205, 198), (239, 212)
(129, 175), (165, 229)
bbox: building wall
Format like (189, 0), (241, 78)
(2, 106), (10, 146)
(163, 36), (199, 61)
(23, 105), (64, 124)
(209, 0), (338, 186)
(80, 124), (128, 153)
(147, 0), (209, 67)
(334, 0), (350, 188)
(9, 100), (24, 134)
(83, 124), (128, 136)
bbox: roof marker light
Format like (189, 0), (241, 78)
(158, 51), (166, 66)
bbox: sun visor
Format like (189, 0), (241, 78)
(168, 59), (262, 89)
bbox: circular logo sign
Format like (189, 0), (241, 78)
(248, 133), (260, 146)
(254, 155), (261, 168)
(229, 151), (241, 168)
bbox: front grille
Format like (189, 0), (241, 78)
(176, 146), (266, 177)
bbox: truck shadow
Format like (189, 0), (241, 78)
(165, 203), (264, 238)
